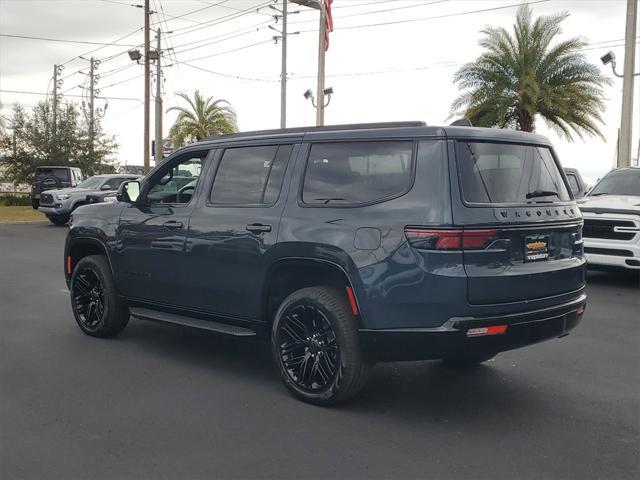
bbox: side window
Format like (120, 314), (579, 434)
(103, 177), (129, 190)
(566, 174), (580, 194)
(210, 145), (293, 205)
(147, 152), (207, 204)
(302, 141), (414, 206)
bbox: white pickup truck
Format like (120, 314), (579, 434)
(578, 167), (640, 270)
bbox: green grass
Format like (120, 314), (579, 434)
(0, 206), (48, 223)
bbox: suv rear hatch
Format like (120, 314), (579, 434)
(32, 167), (72, 195)
(454, 141), (584, 305)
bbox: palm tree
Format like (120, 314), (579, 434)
(167, 90), (237, 146)
(451, 5), (610, 140)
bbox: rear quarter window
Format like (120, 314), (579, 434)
(302, 141), (414, 206)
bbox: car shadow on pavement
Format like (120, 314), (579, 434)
(586, 268), (640, 288)
(347, 359), (550, 424)
(119, 318), (549, 423)
(122, 319), (277, 384)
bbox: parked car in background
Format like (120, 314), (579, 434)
(117, 165), (145, 175)
(564, 168), (587, 198)
(64, 122), (586, 405)
(39, 174), (140, 225)
(30, 166), (84, 209)
(85, 190), (118, 204)
(579, 167), (640, 270)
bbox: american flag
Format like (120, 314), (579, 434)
(324, 0), (333, 51)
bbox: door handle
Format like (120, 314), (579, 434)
(246, 223), (272, 233)
(163, 221), (183, 230)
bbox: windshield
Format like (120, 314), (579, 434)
(76, 176), (105, 189)
(457, 142), (571, 204)
(589, 169), (640, 196)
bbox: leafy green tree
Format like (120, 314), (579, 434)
(167, 90), (237, 147)
(451, 5), (610, 140)
(0, 100), (117, 183)
(0, 104), (33, 184)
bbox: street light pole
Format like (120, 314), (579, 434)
(316, 2), (326, 126)
(89, 57), (95, 160)
(280, 0), (288, 128)
(618, 0), (638, 168)
(143, 0), (151, 174)
(155, 28), (163, 163)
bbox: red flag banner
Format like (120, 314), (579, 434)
(324, 0), (333, 51)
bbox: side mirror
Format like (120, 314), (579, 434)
(100, 184), (112, 191)
(116, 180), (141, 203)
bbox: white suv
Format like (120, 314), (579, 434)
(578, 167), (640, 270)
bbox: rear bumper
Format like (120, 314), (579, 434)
(360, 293), (586, 361)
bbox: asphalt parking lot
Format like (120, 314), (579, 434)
(1, 223), (638, 480)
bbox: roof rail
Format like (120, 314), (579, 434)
(202, 121), (427, 141)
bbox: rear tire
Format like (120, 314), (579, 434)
(70, 255), (129, 337)
(47, 214), (70, 225)
(441, 352), (497, 368)
(31, 198), (39, 209)
(271, 286), (370, 405)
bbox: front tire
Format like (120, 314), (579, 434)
(70, 255), (129, 337)
(271, 286), (370, 405)
(47, 214), (70, 225)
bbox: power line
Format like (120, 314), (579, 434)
(295, 0), (551, 33)
(0, 33), (138, 47)
(153, 0), (179, 66)
(0, 89), (142, 102)
(100, 74), (145, 90)
(169, 18), (271, 52)
(173, 60), (277, 82)
(290, 0), (451, 25)
(172, 23), (271, 56)
(164, 1), (273, 39)
(150, 0), (229, 26)
(178, 38), (273, 64)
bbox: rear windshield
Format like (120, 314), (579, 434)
(589, 169), (640, 196)
(35, 168), (70, 181)
(456, 142), (571, 204)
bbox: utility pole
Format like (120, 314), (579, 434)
(316, 1), (326, 126)
(143, 0), (151, 173)
(52, 64), (60, 138)
(281, 0), (288, 128)
(618, 0), (638, 168)
(155, 28), (163, 163)
(89, 57), (96, 160)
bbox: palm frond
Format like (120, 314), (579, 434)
(451, 4), (607, 141)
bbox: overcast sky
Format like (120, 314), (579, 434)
(1, 0), (638, 183)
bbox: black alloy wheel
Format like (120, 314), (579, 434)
(70, 255), (129, 337)
(272, 287), (370, 405)
(72, 268), (106, 332)
(277, 303), (340, 391)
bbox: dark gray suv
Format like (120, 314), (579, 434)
(39, 174), (140, 225)
(64, 122), (586, 405)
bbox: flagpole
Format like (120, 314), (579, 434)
(316, 0), (326, 126)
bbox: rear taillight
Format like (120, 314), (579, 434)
(31, 182), (37, 189)
(405, 228), (497, 251)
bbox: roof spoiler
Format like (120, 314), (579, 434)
(450, 118), (473, 127)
